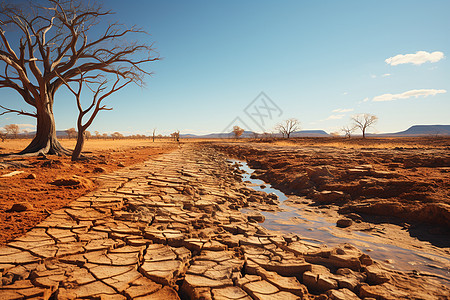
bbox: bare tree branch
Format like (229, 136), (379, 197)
(0, 104), (37, 118)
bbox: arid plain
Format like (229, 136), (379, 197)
(0, 137), (449, 299)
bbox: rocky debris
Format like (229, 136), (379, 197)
(49, 175), (94, 189)
(93, 167), (106, 173)
(7, 202), (33, 212)
(41, 159), (64, 168)
(312, 190), (349, 204)
(336, 218), (352, 228)
(25, 173), (37, 179)
(0, 144), (448, 299)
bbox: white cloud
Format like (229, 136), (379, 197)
(370, 74), (377, 79)
(343, 92), (348, 95)
(332, 108), (353, 113)
(326, 114), (345, 120)
(382, 73), (391, 77)
(372, 89), (447, 102)
(357, 97), (369, 104)
(385, 51), (444, 66)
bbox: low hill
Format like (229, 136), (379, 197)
(383, 125), (450, 136)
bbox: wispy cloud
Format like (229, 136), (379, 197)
(326, 114), (345, 120)
(357, 97), (370, 105)
(373, 89), (447, 102)
(370, 74), (377, 79)
(332, 108), (353, 113)
(385, 51), (444, 66)
(382, 73), (391, 77)
(343, 92), (348, 95)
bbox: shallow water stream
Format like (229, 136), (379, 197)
(231, 159), (450, 283)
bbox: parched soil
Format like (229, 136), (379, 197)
(0, 142), (448, 299)
(0, 139), (177, 245)
(211, 137), (450, 228)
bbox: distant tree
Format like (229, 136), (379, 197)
(102, 133), (109, 139)
(4, 124), (19, 138)
(232, 126), (244, 139)
(85, 131), (91, 141)
(262, 132), (273, 140)
(152, 128), (156, 142)
(94, 131), (100, 139)
(0, 131), (6, 142)
(352, 114), (378, 138)
(276, 118), (299, 139)
(330, 132), (341, 137)
(341, 125), (357, 138)
(111, 132), (123, 140)
(171, 131), (180, 142)
(65, 128), (77, 139)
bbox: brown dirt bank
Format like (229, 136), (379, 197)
(210, 137), (450, 228)
(0, 139), (177, 246)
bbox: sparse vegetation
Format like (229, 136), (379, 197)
(171, 131), (180, 142)
(4, 124), (19, 139)
(65, 128), (77, 139)
(232, 126), (244, 139)
(341, 125), (357, 138)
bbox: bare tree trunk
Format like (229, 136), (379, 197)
(19, 98), (70, 156)
(72, 131), (85, 161)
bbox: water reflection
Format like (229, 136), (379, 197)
(230, 159), (450, 282)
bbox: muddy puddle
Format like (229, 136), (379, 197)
(230, 159), (450, 283)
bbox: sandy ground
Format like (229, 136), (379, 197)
(0, 138), (177, 245)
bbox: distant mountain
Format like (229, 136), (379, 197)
(381, 125), (450, 136)
(290, 130), (329, 137)
(18, 130), (69, 137)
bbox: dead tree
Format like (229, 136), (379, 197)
(0, 0), (158, 155)
(341, 125), (357, 138)
(152, 128), (156, 142)
(352, 114), (378, 138)
(276, 118), (299, 139)
(59, 73), (132, 160)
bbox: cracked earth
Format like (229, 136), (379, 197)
(0, 144), (448, 299)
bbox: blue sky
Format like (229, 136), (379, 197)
(1, 0), (449, 135)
